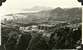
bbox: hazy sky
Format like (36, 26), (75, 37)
(0, 0), (82, 16)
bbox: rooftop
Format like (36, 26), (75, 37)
(38, 24), (55, 27)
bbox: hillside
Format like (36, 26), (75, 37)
(4, 7), (82, 25)
(1, 24), (82, 50)
(48, 7), (82, 22)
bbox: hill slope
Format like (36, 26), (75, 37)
(4, 7), (82, 24)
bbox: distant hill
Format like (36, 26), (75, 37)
(46, 7), (82, 23)
(23, 6), (52, 11)
(4, 7), (82, 24)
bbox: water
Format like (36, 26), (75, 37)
(1, 10), (39, 20)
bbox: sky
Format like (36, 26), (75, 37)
(0, 0), (82, 45)
(0, 0), (82, 16)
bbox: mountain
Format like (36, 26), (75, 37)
(47, 7), (82, 22)
(4, 7), (82, 24)
(23, 6), (52, 11)
(50, 7), (64, 14)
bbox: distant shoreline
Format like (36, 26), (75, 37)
(1, 11), (39, 20)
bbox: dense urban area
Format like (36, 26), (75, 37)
(1, 7), (82, 50)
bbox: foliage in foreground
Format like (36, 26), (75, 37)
(1, 25), (82, 50)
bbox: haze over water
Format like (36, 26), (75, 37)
(0, 0), (81, 19)
(1, 10), (39, 20)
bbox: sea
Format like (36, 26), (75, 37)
(1, 10), (39, 21)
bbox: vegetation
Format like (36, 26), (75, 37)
(1, 24), (81, 50)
